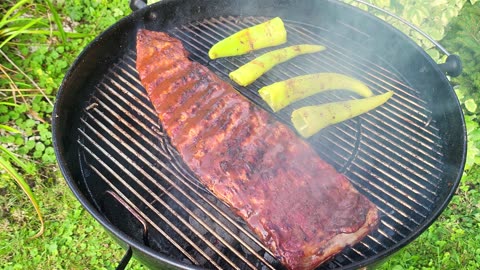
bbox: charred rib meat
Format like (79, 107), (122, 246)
(136, 29), (379, 270)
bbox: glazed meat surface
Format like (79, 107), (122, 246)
(136, 29), (379, 270)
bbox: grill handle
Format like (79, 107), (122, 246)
(438, 54), (463, 78)
(350, 0), (462, 77)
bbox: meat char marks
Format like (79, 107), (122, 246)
(136, 29), (379, 270)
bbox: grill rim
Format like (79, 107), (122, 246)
(52, 0), (467, 269)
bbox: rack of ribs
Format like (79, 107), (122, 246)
(136, 29), (379, 270)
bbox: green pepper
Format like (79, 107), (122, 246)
(208, 17), (287, 59)
(229, 44), (325, 86)
(258, 73), (374, 112)
(291, 91), (394, 138)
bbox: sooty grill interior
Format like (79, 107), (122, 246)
(77, 16), (448, 269)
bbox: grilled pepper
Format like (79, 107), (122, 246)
(229, 44), (326, 86)
(208, 17), (287, 59)
(291, 91), (394, 138)
(258, 73), (374, 112)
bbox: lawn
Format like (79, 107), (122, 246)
(0, 0), (479, 269)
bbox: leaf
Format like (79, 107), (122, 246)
(465, 98), (478, 113)
(44, 0), (67, 43)
(0, 0), (30, 27)
(431, 0), (448, 7)
(0, 101), (19, 107)
(426, 48), (440, 61)
(469, 129), (480, 141)
(0, 18), (43, 50)
(0, 144), (35, 176)
(0, 124), (21, 133)
(428, 27), (445, 41)
(0, 156), (44, 238)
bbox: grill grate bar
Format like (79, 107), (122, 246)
(356, 149), (437, 205)
(111, 63), (154, 102)
(77, 138), (219, 267)
(318, 125), (358, 162)
(92, 92), (165, 155)
(101, 80), (160, 131)
(365, 234), (388, 250)
(360, 136), (440, 184)
(110, 69), (158, 113)
(96, 84), (169, 158)
(349, 173), (417, 230)
(361, 115), (444, 163)
(361, 125), (443, 178)
(354, 156), (429, 217)
(358, 136), (440, 193)
(79, 118), (247, 270)
(87, 164), (200, 265)
(174, 20), (443, 160)
(376, 226), (402, 245)
(85, 100), (276, 268)
(105, 77), (160, 127)
(95, 78), (276, 259)
(100, 70), (163, 124)
(349, 246), (367, 260)
(370, 109), (439, 149)
(351, 169), (425, 224)
(354, 156), (429, 218)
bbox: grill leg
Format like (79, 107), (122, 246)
(116, 247), (133, 270)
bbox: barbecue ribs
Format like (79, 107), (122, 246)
(136, 29), (379, 270)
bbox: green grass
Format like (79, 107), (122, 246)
(0, 0), (479, 269)
(0, 177), (144, 269)
(0, 0), (144, 269)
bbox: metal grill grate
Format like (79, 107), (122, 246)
(77, 16), (446, 269)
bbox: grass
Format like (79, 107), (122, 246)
(0, 0), (479, 269)
(0, 0), (143, 269)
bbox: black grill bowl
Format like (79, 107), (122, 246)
(53, 0), (466, 269)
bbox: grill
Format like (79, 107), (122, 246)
(75, 15), (452, 269)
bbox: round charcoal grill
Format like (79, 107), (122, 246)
(53, 0), (466, 269)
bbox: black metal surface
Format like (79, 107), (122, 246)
(52, 0), (466, 269)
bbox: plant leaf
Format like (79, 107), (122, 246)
(465, 98), (478, 113)
(0, 124), (21, 133)
(0, 156), (44, 238)
(0, 0), (31, 26)
(0, 101), (19, 107)
(0, 145), (35, 174)
(0, 18), (43, 49)
(44, 0), (67, 43)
